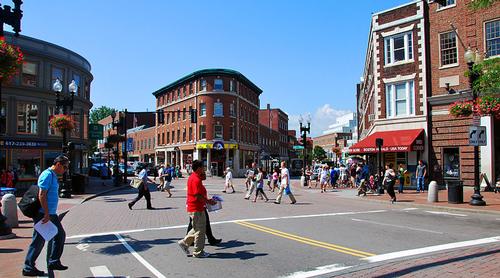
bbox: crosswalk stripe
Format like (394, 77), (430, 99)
(236, 221), (375, 257)
(90, 265), (113, 277)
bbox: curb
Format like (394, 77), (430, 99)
(337, 192), (500, 216)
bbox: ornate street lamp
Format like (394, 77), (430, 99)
(464, 47), (486, 206)
(299, 114), (311, 185)
(53, 78), (77, 198)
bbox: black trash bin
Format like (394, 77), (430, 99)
(446, 180), (463, 204)
(71, 174), (86, 194)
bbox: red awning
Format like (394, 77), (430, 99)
(349, 129), (424, 154)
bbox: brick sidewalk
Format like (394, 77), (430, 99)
(335, 243), (500, 277)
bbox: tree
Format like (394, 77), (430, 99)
(90, 106), (116, 124)
(312, 146), (327, 162)
(468, 0), (498, 10)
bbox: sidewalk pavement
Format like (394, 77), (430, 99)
(0, 176), (128, 277)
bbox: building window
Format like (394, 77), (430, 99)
(166, 132), (169, 144)
(189, 127), (193, 141)
(230, 126), (235, 140)
(22, 61), (38, 87)
(84, 79), (90, 100)
(440, 31), (458, 66)
(183, 107), (186, 120)
(214, 125), (223, 139)
(438, 0), (455, 8)
(385, 80), (415, 118)
(148, 138), (151, 149)
(201, 79), (207, 91)
(158, 134), (161, 145)
(230, 80), (236, 92)
(17, 103), (38, 134)
(214, 79), (223, 91)
(12, 149), (41, 178)
(172, 130), (175, 143)
(189, 82), (194, 94)
(51, 67), (64, 89)
(229, 103), (236, 117)
(214, 102), (223, 117)
(177, 109), (181, 121)
(200, 125), (206, 139)
(177, 89), (180, 99)
(70, 115), (80, 138)
(183, 87), (187, 97)
(166, 113), (170, 124)
(443, 148), (460, 179)
(177, 129), (180, 142)
(200, 103), (206, 116)
(486, 20), (500, 57)
(183, 129), (186, 142)
(384, 32), (413, 65)
(1, 101), (6, 134)
(47, 106), (62, 136)
(72, 73), (81, 96)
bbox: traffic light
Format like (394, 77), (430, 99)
(157, 109), (164, 124)
(190, 108), (197, 123)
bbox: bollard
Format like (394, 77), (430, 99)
(427, 181), (438, 203)
(301, 175), (306, 187)
(1, 194), (18, 228)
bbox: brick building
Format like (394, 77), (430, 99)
(126, 126), (156, 163)
(258, 104), (289, 162)
(313, 132), (352, 162)
(153, 69), (262, 177)
(427, 0), (500, 185)
(353, 0), (429, 177)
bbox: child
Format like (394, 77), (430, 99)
(368, 175), (376, 192)
(222, 167), (235, 193)
(253, 168), (269, 202)
(272, 168), (280, 192)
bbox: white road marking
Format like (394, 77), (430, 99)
(76, 243), (90, 251)
(401, 208), (419, 211)
(351, 218), (444, 234)
(280, 264), (351, 278)
(363, 235), (500, 263)
(425, 211), (467, 217)
(90, 265), (113, 277)
(115, 234), (166, 278)
(68, 210), (387, 239)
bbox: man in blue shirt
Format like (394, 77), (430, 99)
(23, 155), (69, 276)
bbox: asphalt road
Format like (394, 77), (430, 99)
(38, 177), (500, 277)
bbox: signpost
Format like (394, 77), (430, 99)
(89, 124), (104, 140)
(469, 126), (487, 146)
(293, 145), (304, 150)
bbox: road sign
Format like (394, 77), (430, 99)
(89, 124), (104, 140)
(469, 126), (487, 146)
(293, 145), (304, 150)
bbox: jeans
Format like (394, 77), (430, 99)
(399, 177), (404, 193)
(417, 176), (425, 192)
(24, 213), (66, 271)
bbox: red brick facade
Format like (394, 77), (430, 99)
(259, 105), (289, 159)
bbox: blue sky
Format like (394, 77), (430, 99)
(19, 0), (409, 136)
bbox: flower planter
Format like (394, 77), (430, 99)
(49, 114), (75, 133)
(0, 38), (23, 80)
(449, 101), (473, 117)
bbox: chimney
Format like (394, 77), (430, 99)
(267, 104), (271, 110)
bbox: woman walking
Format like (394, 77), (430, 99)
(222, 167), (235, 193)
(320, 166), (329, 193)
(271, 167), (280, 192)
(383, 163), (397, 204)
(253, 168), (269, 202)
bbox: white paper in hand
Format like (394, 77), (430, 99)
(34, 220), (58, 241)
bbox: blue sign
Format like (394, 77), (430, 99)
(213, 141), (224, 150)
(122, 138), (134, 152)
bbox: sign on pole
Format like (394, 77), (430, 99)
(469, 126), (487, 146)
(293, 145), (304, 150)
(89, 124), (104, 140)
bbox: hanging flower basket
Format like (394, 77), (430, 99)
(474, 95), (500, 118)
(49, 114), (75, 133)
(0, 38), (23, 80)
(449, 100), (473, 117)
(107, 134), (126, 143)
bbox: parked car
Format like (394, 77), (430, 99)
(89, 163), (110, 177)
(118, 163), (135, 175)
(136, 162), (157, 176)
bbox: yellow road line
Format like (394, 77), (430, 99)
(235, 221), (375, 258)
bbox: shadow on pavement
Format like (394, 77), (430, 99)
(102, 197), (128, 203)
(373, 248), (500, 278)
(0, 248), (23, 253)
(209, 250), (268, 260)
(213, 239), (256, 250)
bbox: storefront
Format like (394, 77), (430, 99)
(195, 142), (239, 176)
(349, 129), (425, 186)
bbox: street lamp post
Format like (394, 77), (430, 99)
(53, 78), (77, 198)
(299, 114), (311, 185)
(464, 47), (486, 206)
(110, 111), (122, 187)
(376, 138), (384, 194)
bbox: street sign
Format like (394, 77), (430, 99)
(89, 124), (104, 140)
(293, 145), (304, 150)
(469, 126), (487, 146)
(126, 138), (134, 152)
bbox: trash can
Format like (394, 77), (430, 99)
(71, 174), (86, 194)
(446, 180), (463, 204)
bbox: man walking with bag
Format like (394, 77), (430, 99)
(178, 160), (216, 258)
(128, 165), (155, 210)
(274, 161), (297, 204)
(244, 162), (258, 200)
(22, 155), (69, 276)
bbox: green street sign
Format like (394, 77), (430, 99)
(89, 124), (104, 140)
(293, 145), (304, 150)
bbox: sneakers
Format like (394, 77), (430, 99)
(22, 268), (45, 277)
(177, 240), (190, 255)
(194, 251), (210, 258)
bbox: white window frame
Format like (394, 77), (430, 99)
(214, 102), (223, 117)
(200, 103), (206, 117)
(439, 31), (459, 67)
(485, 19), (500, 58)
(385, 80), (415, 118)
(437, 0), (456, 11)
(384, 32), (413, 66)
(229, 80), (235, 92)
(199, 125), (206, 140)
(201, 79), (207, 91)
(214, 125), (223, 139)
(229, 103), (235, 117)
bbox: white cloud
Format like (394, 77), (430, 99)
(288, 104), (351, 138)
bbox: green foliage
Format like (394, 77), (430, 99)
(312, 146), (327, 162)
(468, 0), (498, 10)
(90, 106), (116, 124)
(466, 57), (500, 95)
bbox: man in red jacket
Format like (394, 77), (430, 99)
(178, 160), (216, 258)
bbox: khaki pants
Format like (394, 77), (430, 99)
(275, 184), (296, 204)
(245, 181), (256, 199)
(181, 211), (206, 256)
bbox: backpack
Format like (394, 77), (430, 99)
(18, 184), (41, 218)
